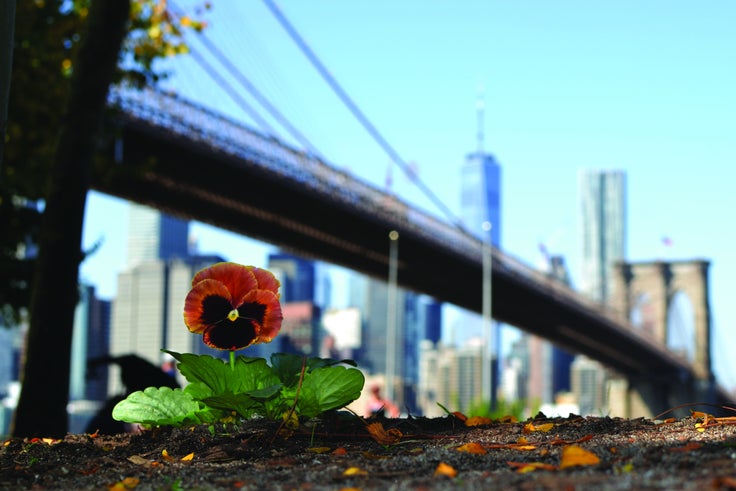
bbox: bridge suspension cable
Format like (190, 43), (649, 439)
(169, 1), (326, 160)
(262, 0), (469, 234)
(185, 48), (278, 136)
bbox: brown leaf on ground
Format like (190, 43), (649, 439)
(366, 422), (402, 445)
(455, 442), (487, 454)
(559, 445), (601, 469)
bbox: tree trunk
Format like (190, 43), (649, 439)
(12, 0), (130, 438)
(0, 0), (16, 170)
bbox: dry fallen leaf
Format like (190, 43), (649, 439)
(108, 476), (140, 490)
(307, 447), (333, 454)
(126, 455), (150, 466)
(282, 410), (300, 430)
(29, 437), (61, 446)
(669, 442), (702, 452)
(560, 445), (601, 469)
(456, 442), (487, 455)
(434, 462), (458, 478)
(366, 422), (403, 445)
(465, 416), (493, 427)
(343, 466), (368, 476)
(523, 422), (554, 433)
(507, 461), (558, 473)
(712, 476), (736, 488)
(180, 452), (195, 461)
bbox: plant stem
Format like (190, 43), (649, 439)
(229, 351), (235, 371)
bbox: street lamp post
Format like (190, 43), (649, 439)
(481, 221), (493, 409)
(385, 230), (399, 403)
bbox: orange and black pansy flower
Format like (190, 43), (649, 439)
(183, 262), (283, 350)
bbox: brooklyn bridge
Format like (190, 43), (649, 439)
(90, 87), (729, 416)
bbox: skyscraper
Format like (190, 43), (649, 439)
(461, 151), (501, 244)
(261, 253), (322, 357)
(525, 254), (575, 407)
(578, 169), (626, 304)
(109, 254), (225, 394)
(70, 284), (111, 402)
(455, 102), (502, 407)
(267, 252), (316, 303)
(575, 168), (626, 415)
(127, 204), (189, 267)
(109, 204), (225, 394)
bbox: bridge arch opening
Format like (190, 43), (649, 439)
(612, 259), (711, 380)
(630, 291), (656, 339)
(666, 290), (696, 364)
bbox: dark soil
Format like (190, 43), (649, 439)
(3, 413), (736, 490)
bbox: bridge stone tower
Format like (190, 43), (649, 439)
(611, 259), (711, 379)
(609, 259), (713, 416)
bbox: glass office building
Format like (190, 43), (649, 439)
(461, 152), (501, 244)
(578, 169), (626, 304)
(127, 204), (189, 267)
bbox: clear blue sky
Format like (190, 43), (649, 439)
(82, 1), (736, 390)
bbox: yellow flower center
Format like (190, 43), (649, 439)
(227, 309), (239, 322)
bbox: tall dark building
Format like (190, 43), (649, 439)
(71, 284), (112, 402)
(401, 294), (442, 413)
(251, 253), (322, 359)
(547, 256), (574, 395)
(267, 253), (316, 303)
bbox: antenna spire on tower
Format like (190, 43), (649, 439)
(476, 84), (485, 154)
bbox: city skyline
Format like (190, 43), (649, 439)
(82, 1), (736, 390)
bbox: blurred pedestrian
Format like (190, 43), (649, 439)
(365, 384), (400, 418)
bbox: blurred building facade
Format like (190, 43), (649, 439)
(523, 254), (575, 409)
(127, 204), (189, 267)
(454, 144), (503, 408)
(575, 169), (627, 414)
(109, 204), (227, 394)
(417, 340), (484, 417)
(578, 169), (626, 305)
(347, 274), (440, 414)
(70, 284), (111, 402)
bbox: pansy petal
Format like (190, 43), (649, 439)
(248, 266), (281, 296)
(191, 262), (259, 299)
(183, 279), (233, 334)
(202, 318), (258, 350)
(238, 289), (283, 342)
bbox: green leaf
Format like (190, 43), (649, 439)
(270, 353), (306, 387)
(297, 367), (365, 418)
(305, 357), (359, 371)
(203, 383), (282, 419)
(203, 392), (260, 418)
(112, 387), (215, 427)
(164, 350), (278, 396)
(269, 354), (361, 388)
(247, 383), (284, 401)
(183, 381), (212, 400)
